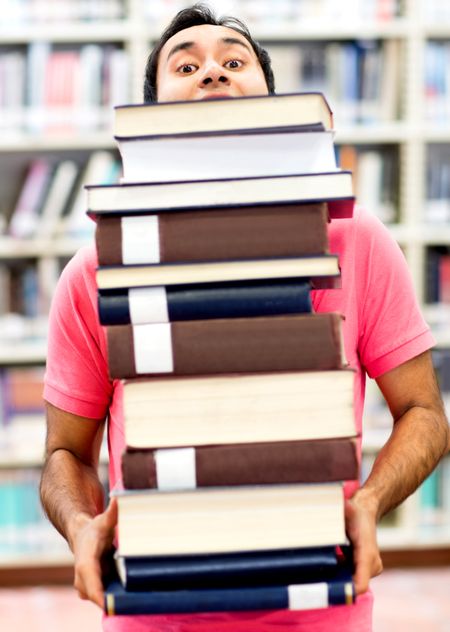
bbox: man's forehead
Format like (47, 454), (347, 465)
(159, 24), (252, 61)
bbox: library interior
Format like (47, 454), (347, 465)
(1, 0), (450, 630)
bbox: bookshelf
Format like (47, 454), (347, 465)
(0, 0), (449, 576)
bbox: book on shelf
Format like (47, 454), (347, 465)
(113, 92), (334, 139)
(86, 172), (355, 220)
(35, 159), (79, 238)
(98, 279), (313, 326)
(116, 129), (338, 183)
(96, 254), (340, 291)
(107, 312), (347, 379)
(95, 202), (330, 266)
(121, 437), (359, 490)
(122, 369), (355, 449)
(114, 483), (347, 557)
(8, 159), (53, 238)
(104, 564), (355, 616)
(113, 545), (350, 591)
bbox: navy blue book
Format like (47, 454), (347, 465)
(98, 279), (312, 326)
(104, 565), (355, 616)
(115, 546), (340, 591)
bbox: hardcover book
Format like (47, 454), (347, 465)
(95, 202), (330, 266)
(113, 92), (334, 138)
(106, 313), (347, 378)
(114, 546), (344, 591)
(117, 129), (338, 183)
(104, 567), (355, 615)
(121, 437), (359, 490)
(98, 279), (313, 326)
(86, 172), (354, 219)
(122, 369), (355, 449)
(96, 255), (340, 291)
(114, 483), (347, 557)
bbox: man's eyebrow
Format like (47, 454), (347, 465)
(166, 36), (252, 61)
(220, 37), (252, 53)
(167, 41), (196, 60)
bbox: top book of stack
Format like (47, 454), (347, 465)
(113, 92), (334, 138)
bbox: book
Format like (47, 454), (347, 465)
(114, 483), (347, 557)
(117, 129), (338, 183)
(97, 255), (340, 291)
(35, 159), (79, 238)
(95, 202), (330, 266)
(121, 438), (359, 490)
(8, 159), (53, 238)
(98, 279), (313, 326)
(107, 313), (347, 379)
(114, 546), (344, 591)
(113, 92), (334, 138)
(104, 567), (355, 615)
(122, 369), (355, 449)
(86, 171), (354, 220)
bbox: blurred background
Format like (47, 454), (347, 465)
(0, 0), (450, 629)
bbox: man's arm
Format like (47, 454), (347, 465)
(40, 401), (116, 608)
(347, 350), (449, 594)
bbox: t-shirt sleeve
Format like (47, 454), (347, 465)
(355, 210), (435, 379)
(43, 246), (113, 418)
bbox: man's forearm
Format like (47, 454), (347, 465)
(40, 449), (105, 551)
(355, 404), (449, 519)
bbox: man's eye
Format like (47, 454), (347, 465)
(224, 59), (244, 69)
(177, 64), (197, 74)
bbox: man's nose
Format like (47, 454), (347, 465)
(199, 62), (230, 87)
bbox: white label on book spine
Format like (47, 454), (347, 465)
(129, 287), (169, 324)
(133, 323), (173, 373)
(122, 215), (160, 264)
(155, 447), (196, 490)
(288, 583), (328, 610)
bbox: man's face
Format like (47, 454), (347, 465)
(156, 24), (269, 102)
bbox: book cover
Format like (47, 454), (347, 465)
(86, 171), (354, 220)
(114, 546), (344, 591)
(95, 202), (329, 266)
(106, 313), (346, 378)
(121, 437), (359, 490)
(122, 369), (355, 449)
(104, 567), (355, 615)
(98, 280), (312, 326)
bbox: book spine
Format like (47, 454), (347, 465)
(98, 280), (312, 326)
(95, 203), (329, 266)
(106, 313), (345, 379)
(121, 438), (358, 490)
(105, 572), (354, 615)
(120, 547), (340, 591)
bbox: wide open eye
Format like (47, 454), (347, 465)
(177, 63), (198, 74)
(224, 59), (244, 70)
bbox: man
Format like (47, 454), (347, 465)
(40, 4), (449, 631)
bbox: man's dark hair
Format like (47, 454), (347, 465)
(143, 3), (275, 102)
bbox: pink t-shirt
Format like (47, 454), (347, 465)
(44, 206), (434, 631)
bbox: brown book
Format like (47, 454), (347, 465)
(121, 437), (359, 490)
(95, 202), (329, 266)
(122, 369), (355, 449)
(114, 483), (346, 557)
(106, 313), (346, 379)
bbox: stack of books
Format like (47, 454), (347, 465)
(86, 92), (359, 616)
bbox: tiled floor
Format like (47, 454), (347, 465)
(1, 568), (450, 631)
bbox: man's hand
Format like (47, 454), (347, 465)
(345, 493), (383, 595)
(72, 498), (118, 608)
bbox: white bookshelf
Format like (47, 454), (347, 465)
(0, 0), (449, 571)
